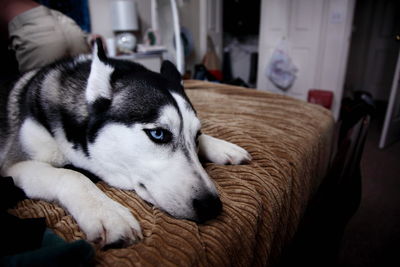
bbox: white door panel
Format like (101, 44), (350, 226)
(379, 51), (400, 148)
(257, 0), (324, 98)
(257, 0), (355, 119)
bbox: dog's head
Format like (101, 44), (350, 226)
(82, 40), (221, 222)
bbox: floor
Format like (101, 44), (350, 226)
(337, 105), (400, 267)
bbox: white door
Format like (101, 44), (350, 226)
(257, 0), (356, 119)
(257, 0), (324, 100)
(379, 50), (400, 149)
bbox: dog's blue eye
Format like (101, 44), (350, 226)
(150, 129), (164, 140)
(144, 128), (172, 144)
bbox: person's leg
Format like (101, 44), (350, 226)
(9, 6), (68, 72)
(50, 9), (90, 57)
(8, 6), (88, 73)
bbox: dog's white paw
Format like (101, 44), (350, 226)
(76, 197), (142, 247)
(198, 134), (252, 165)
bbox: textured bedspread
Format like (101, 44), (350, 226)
(9, 80), (334, 266)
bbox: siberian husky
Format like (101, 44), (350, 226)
(0, 40), (251, 247)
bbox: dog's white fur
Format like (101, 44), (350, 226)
(6, 117), (250, 246)
(86, 45), (114, 103)
(2, 46), (251, 247)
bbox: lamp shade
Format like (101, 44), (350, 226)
(111, 0), (139, 31)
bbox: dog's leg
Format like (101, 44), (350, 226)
(6, 160), (142, 247)
(198, 134), (251, 165)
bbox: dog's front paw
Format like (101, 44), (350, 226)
(198, 134), (252, 165)
(77, 198), (142, 248)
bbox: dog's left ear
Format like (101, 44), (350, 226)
(160, 60), (182, 85)
(86, 38), (114, 105)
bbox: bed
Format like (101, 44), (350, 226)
(9, 80), (335, 266)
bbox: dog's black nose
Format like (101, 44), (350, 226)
(193, 194), (222, 223)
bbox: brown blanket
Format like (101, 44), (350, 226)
(9, 80), (334, 266)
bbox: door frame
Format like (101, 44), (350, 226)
(379, 49), (400, 148)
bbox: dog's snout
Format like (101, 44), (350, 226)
(193, 194), (222, 223)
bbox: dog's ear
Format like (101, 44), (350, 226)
(160, 60), (182, 85)
(86, 38), (113, 105)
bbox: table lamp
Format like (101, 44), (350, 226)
(111, 0), (139, 53)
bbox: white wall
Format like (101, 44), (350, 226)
(88, 0), (215, 74)
(88, 0), (151, 40)
(179, 0), (223, 74)
(179, 0), (203, 72)
(88, 0), (113, 38)
(318, 0), (355, 118)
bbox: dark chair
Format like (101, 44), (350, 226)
(279, 91), (374, 267)
(327, 91), (374, 223)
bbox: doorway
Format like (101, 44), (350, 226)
(343, 0), (400, 146)
(222, 0), (261, 88)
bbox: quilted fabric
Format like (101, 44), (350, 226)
(9, 80), (334, 266)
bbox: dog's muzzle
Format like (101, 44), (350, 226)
(192, 194), (222, 223)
